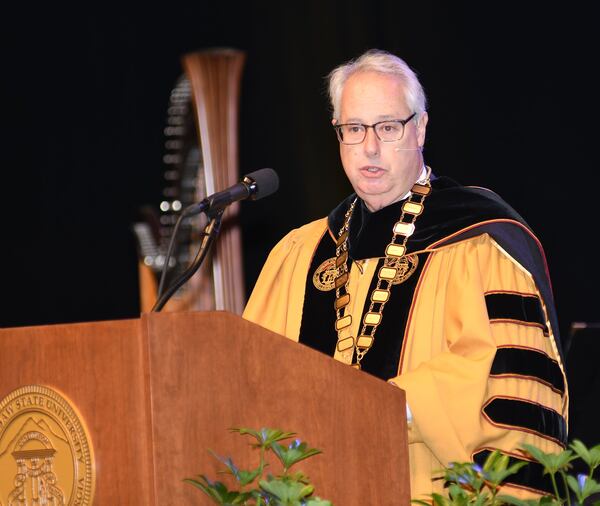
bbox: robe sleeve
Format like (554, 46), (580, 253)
(389, 233), (567, 496)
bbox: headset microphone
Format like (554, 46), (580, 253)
(394, 147), (422, 152)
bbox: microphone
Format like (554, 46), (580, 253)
(183, 168), (279, 217)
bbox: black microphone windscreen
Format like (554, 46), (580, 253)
(247, 168), (279, 200)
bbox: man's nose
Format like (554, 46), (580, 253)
(363, 126), (380, 156)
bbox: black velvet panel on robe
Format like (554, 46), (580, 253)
(298, 229), (339, 357)
(298, 223), (429, 380)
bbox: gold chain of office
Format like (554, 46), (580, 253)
(333, 167), (432, 369)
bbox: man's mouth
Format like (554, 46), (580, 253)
(360, 166), (384, 176)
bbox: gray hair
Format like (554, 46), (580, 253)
(327, 49), (427, 120)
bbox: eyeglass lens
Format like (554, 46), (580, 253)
(337, 121), (406, 144)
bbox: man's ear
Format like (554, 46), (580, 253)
(331, 118), (338, 126)
(416, 112), (428, 148)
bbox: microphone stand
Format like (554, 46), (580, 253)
(151, 210), (224, 312)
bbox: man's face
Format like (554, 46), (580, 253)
(335, 71), (428, 212)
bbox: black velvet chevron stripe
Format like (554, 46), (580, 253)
(491, 347), (565, 394)
(483, 398), (567, 445)
(485, 293), (548, 334)
(473, 450), (553, 495)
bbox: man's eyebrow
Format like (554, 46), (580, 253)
(342, 114), (398, 123)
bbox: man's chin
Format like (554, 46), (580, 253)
(356, 188), (411, 212)
(358, 194), (393, 212)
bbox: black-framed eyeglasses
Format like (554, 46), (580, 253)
(333, 112), (417, 145)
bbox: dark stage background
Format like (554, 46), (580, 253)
(3, 3), (598, 349)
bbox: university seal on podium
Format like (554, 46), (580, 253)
(0, 385), (95, 506)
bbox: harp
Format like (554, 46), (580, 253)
(134, 48), (246, 314)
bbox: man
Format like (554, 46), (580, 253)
(243, 49), (567, 499)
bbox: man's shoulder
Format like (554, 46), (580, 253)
(411, 176), (531, 250)
(271, 216), (329, 252)
(286, 216), (329, 239)
(428, 176), (528, 225)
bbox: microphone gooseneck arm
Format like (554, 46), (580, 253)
(151, 212), (223, 312)
(156, 211), (186, 299)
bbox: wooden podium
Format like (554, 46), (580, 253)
(0, 312), (410, 505)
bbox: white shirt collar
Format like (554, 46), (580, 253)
(398, 165), (428, 201)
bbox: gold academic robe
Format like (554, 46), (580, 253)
(243, 179), (567, 500)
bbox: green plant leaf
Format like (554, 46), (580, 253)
(494, 494), (534, 506)
(444, 463), (477, 491)
(208, 450), (263, 487)
(429, 492), (451, 506)
(521, 444), (574, 474)
(566, 473), (581, 491)
(230, 427), (297, 449)
(473, 490), (491, 506)
(485, 460), (528, 488)
(259, 477), (313, 502)
(284, 471), (311, 484)
(237, 466), (263, 487)
(447, 482), (471, 503)
(482, 450), (504, 473)
(271, 440), (323, 471)
(520, 444), (553, 469)
(567, 474), (600, 504)
(304, 498), (333, 506)
(591, 446), (600, 467)
(583, 477), (600, 498)
(183, 476), (252, 505)
(538, 496), (561, 505)
(571, 439), (600, 472)
(570, 440), (591, 463)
